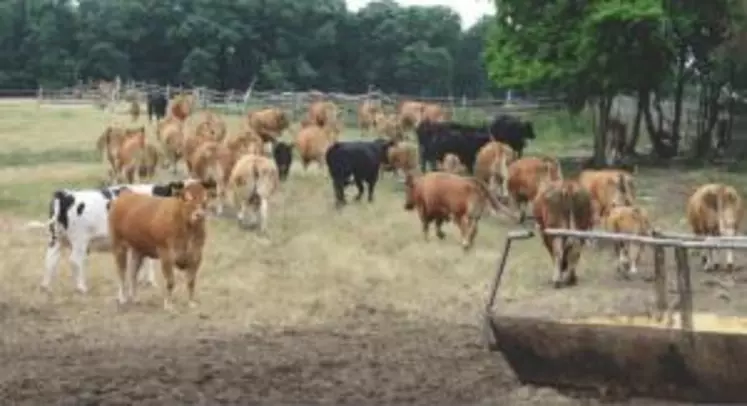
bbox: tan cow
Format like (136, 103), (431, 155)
(422, 103), (450, 123)
(506, 156), (564, 222)
(404, 172), (513, 250)
(604, 205), (654, 278)
(157, 117), (186, 173)
(129, 100), (140, 122)
(374, 112), (405, 141)
(358, 99), (383, 135)
(533, 180), (594, 288)
(167, 93), (195, 121)
(687, 183), (745, 272)
(577, 169), (635, 225)
(474, 140), (518, 200)
(397, 100), (426, 133)
(228, 153), (280, 234)
(108, 178), (215, 310)
(246, 107), (289, 144)
(295, 124), (337, 170)
(96, 125), (145, 179)
(438, 153), (467, 175)
(307, 100), (340, 129)
(384, 141), (418, 177)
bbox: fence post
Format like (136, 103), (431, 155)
(673, 246), (694, 331)
(37, 87), (43, 108)
(653, 246), (667, 321)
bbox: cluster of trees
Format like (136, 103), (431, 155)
(486, 0), (747, 161)
(0, 0), (499, 98)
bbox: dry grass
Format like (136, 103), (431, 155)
(0, 101), (741, 404)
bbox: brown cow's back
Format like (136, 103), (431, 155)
(506, 156), (562, 222)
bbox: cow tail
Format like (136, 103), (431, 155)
(46, 191), (64, 247)
(248, 164), (261, 203)
(473, 178), (513, 220)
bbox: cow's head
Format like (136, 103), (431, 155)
(403, 173), (417, 211)
(176, 179), (215, 224)
(273, 142), (293, 182)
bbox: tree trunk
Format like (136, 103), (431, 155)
(641, 89), (675, 158)
(670, 47), (688, 153)
(626, 96), (643, 154)
(592, 95), (613, 166)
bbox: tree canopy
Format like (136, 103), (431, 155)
(0, 0), (498, 97)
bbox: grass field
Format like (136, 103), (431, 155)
(0, 100), (744, 404)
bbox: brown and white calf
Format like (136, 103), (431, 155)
(687, 183), (744, 272)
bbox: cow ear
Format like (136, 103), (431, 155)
(168, 181), (185, 196)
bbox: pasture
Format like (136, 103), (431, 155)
(0, 100), (745, 404)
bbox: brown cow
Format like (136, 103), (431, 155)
(438, 153), (467, 175)
(295, 124), (337, 170)
(578, 169), (635, 225)
(157, 117), (186, 173)
(687, 183), (745, 272)
(506, 156), (563, 222)
(397, 101), (426, 133)
(108, 178), (216, 310)
(533, 180), (594, 288)
(228, 153), (280, 234)
(474, 140), (518, 200)
(129, 100), (140, 122)
(403, 172), (512, 250)
(604, 205), (653, 278)
(246, 107), (289, 143)
(112, 127), (154, 184)
(358, 100), (383, 135)
(307, 100), (340, 129)
(167, 93), (195, 121)
(384, 141), (418, 177)
(96, 125), (145, 179)
(422, 103), (450, 123)
(374, 112), (405, 141)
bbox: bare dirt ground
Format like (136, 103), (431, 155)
(0, 101), (743, 404)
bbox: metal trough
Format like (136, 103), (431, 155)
(483, 228), (747, 403)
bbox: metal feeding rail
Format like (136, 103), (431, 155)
(482, 228), (747, 349)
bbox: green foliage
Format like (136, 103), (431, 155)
(0, 0), (501, 97)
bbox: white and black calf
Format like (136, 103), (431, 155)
(42, 182), (182, 293)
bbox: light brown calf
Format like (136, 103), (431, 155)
(397, 100), (426, 133)
(156, 117), (185, 174)
(578, 169), (635, 225)
(506, 156), (563, 222)
(96, 125), (145, 180)
(116, 133), (160, 184)
(604, 206), (653, 278)
(295, 124), (336, 170)
(687, 183), (744, 272)
(474, 140), (517, 200)
(228, 154), (280, 234)
(374, 113), (405, 141)
(108, 178), (215, 311)
(384, 141), (418, 176)
(533, 180), (594, 288)
(307, 100), (340, 129)
(403, 172), (512, 250)
(129, 100), (140, 122)
(358, 100), (383, 135)
(167, 93), (194, 121)
(246, 107), (289, 143)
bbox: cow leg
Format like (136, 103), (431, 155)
(702, 246), (716, 272)
(420, 210), (431, 241)
(614, 242), (630, 278)
(333, 179), (347, 208)
(627, 242), (643, 276)
(69, 240), (90, 294)
(517, 201), (527, 224)
(564, 240), (583, 286)
(419, 147), (428, 173)
(258, 196), (269, 234)
(552, 237), (565, 288)
(435, 218), (446, 240)
(458, 215), (473, 250)
(113, 244), (129, 305)
(140, 258), (159, 288)
(185, 265), (200, 308)
(127, 251), (145, 303)
(462, 216), (480, 251)
(42, 234), (62, 292)
(366, 177), (377, 203)
(353, 177), (365, 202)
(159, 251), (177, 312)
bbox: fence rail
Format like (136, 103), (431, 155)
(483, 227), (747, 348)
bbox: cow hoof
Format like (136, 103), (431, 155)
(726, 263), (735, 272)
(436, 231), (446, 240)
(188, 300), (199, 309)
(552, 281), (563, 289)
(567, 274), (578, 286)
(76, 286), (89, 294)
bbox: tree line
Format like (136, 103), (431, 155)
(0, 0), (500, 98)
(486, 0), (747, 162)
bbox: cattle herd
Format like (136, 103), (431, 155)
(38, 91), (746, 311)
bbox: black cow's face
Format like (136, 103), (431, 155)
(523, 121), (536, 140)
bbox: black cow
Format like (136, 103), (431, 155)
(416, 121), (492, 174)
(147, 92), (168, 122)
(325, 138), (395, 208)
(273, 141), (293, 182)
(488, 114), (536, 157)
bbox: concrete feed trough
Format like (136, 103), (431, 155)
(485, 312), (747, 403)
